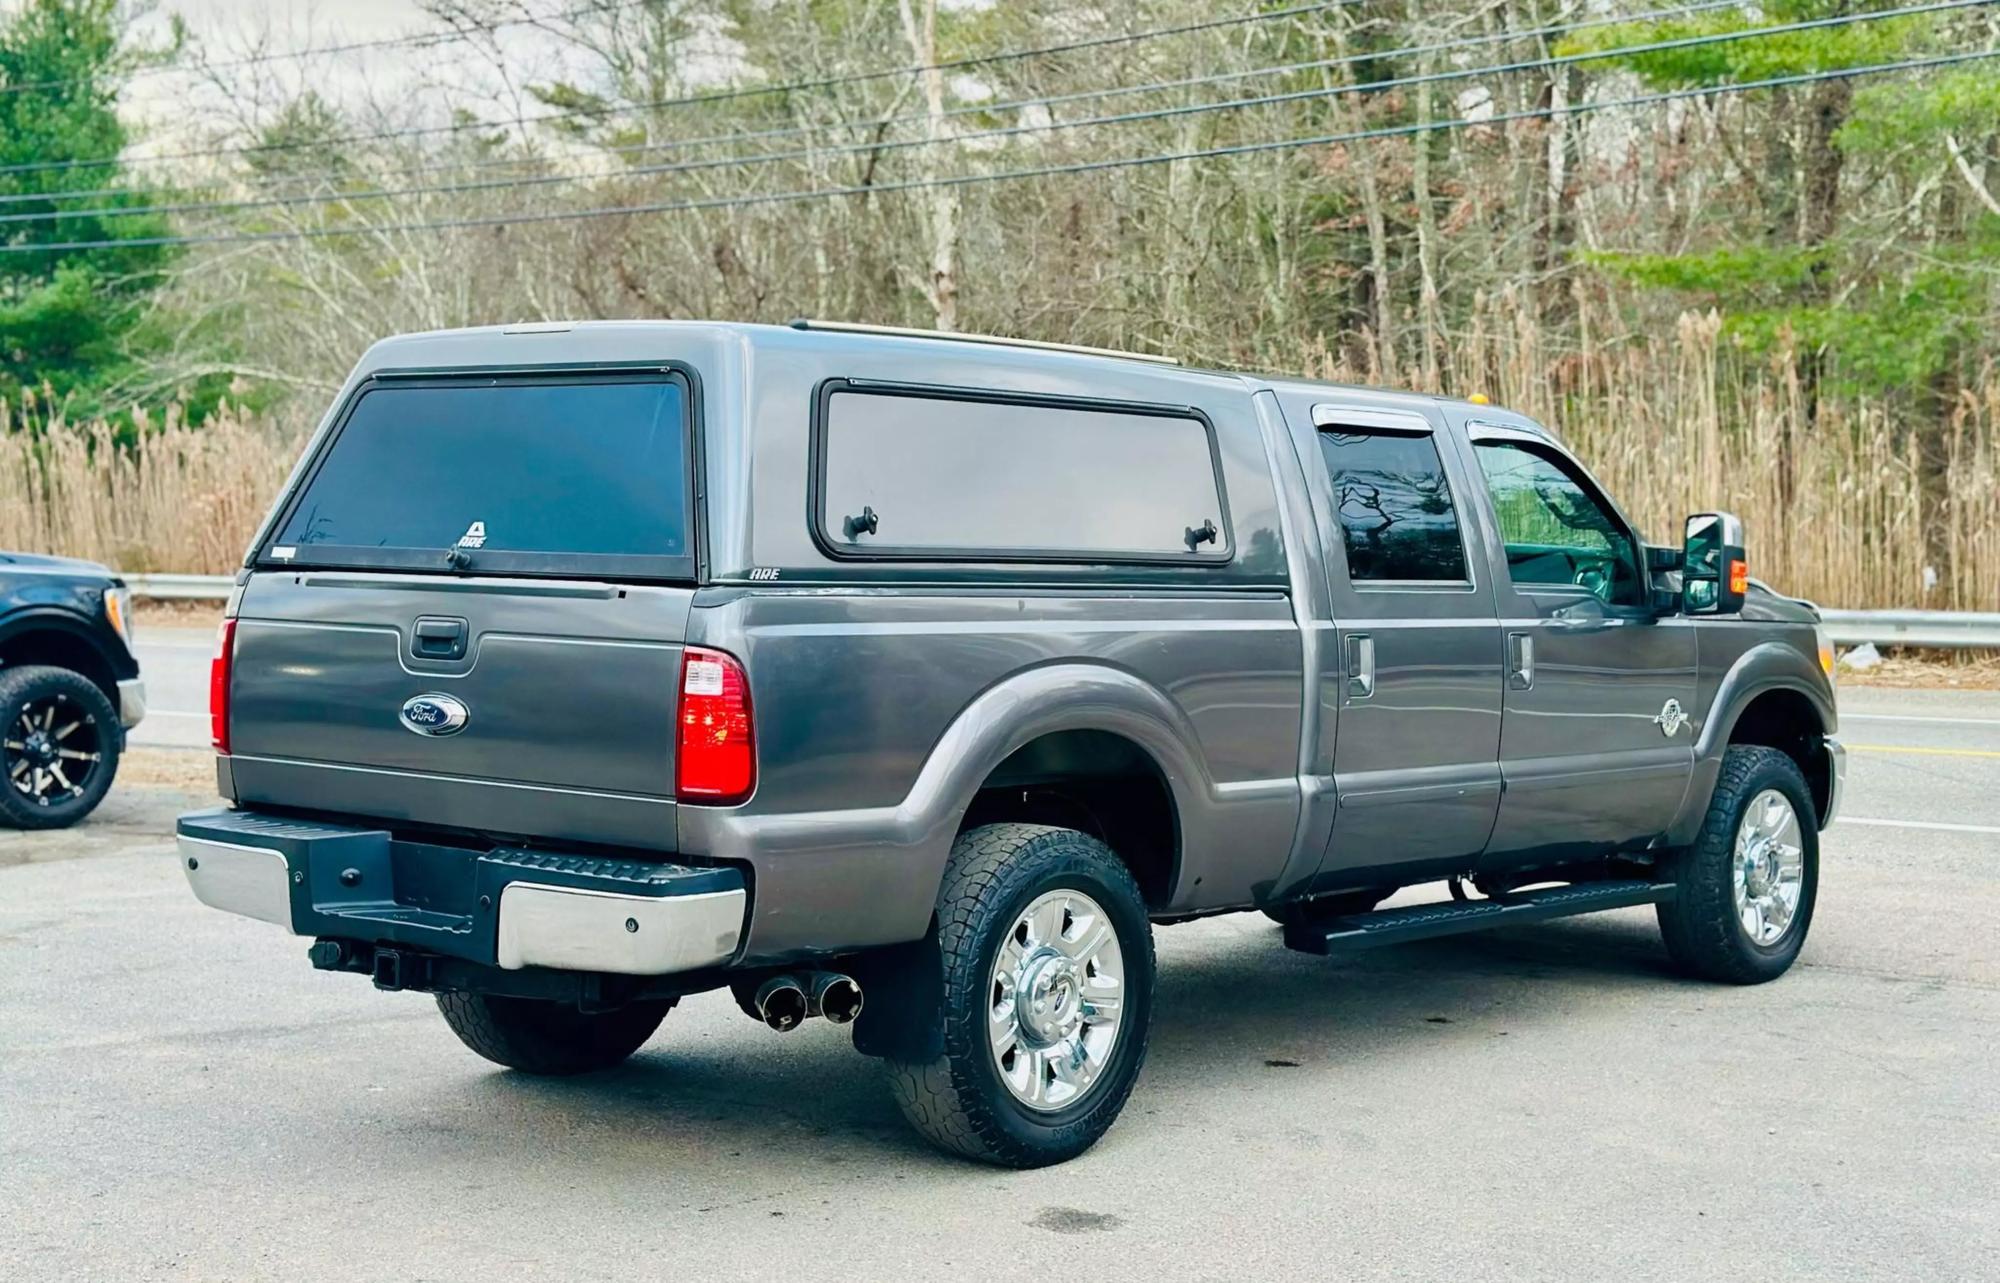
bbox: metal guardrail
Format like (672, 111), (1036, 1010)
(124, 572), (234, 601)
(122, 573), (2000, 648)
(1817, 609), (2000, 650)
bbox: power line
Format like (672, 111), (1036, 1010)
(0, 0), (1978, 230)
(0, 1), (1358, 178)
(0, 1), (655, 98)
(0, 0), (1759, 210)
(6, 48), (1989, 257)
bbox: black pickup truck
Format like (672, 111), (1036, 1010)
(1, 551), (144, 828)
(177, 320), (1841, 1166)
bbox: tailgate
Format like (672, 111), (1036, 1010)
(223, 370), (700, 850)
(228, 574), (693, 848)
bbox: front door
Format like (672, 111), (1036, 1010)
(1283, 399), (1505, 891)
(1447, 421), (1698, 866)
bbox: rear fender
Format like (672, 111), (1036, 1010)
(681, 661), (1297, 961)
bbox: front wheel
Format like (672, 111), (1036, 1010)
(886, 823), (1155, 1168)
(436, 992), (675, 1075)
(0, 665), (121, 830)
(1657, 745), (1819, 984)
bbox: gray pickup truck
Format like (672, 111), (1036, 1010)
(178, 319), (1842, 1167)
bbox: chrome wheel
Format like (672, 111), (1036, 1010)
(1733, 788), (1804, 947)
(987, 888), (1127, 1112)
(4, 692), (103, 808)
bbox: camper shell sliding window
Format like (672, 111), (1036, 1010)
(811, 380), (1232, 565)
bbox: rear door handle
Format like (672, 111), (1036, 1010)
(1346, 634), (1375, 700)
(412, 616), (468, 661)
(1508, 631), (1534, 690)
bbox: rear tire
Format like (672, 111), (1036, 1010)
(886, 823), (1155, 1168)
(1658, 745), (1818, 985)
(435, 992), (674, 1075)
(0, 665), (121, 831)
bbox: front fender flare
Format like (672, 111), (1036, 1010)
(1667, 641), (1835, 846)
(0, 606), (130, 693)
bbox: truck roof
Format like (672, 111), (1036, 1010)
(358, 318), (1545, 435)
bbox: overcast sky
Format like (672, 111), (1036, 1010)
(154, 0), (453, 50)
(107, 1), (587, 159)
(4, 0), (986, 166)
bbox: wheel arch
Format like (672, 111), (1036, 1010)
(958, 726), (1182, 911)
(1670, 642), (1836, 843)
(927, 663), (1209, 911)
(0, 611), (123, 705)
(1725, 687), (1833, 823)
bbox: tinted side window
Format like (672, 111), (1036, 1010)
(818, 387), (1226, 560)
(1316, 428), (1468, 582)
(1473, 441), (1641, 606)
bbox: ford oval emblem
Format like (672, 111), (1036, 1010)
(399, 693), (469, 737)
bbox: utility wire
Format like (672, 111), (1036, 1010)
(0, 1), (1358, 178)
(3, 0), (1974, 228)
(5, 48), (1990, 256)
(0, 1), (657, 98)
(0, 0), (1759, 210)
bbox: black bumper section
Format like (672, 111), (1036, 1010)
(176, 807), (745, 977)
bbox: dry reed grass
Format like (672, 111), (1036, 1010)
(0, 399), (301, 576)
(3, 309), (1995, 610)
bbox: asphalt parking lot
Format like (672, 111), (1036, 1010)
(3, 649), (1995, 1282)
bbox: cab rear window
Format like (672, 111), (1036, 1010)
(266, 373), (693, 579)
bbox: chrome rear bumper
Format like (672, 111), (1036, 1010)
(176, 808), (746, 977)
(494, 883), (746, 974)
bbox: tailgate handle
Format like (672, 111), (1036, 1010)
(412, 616), (468, 660)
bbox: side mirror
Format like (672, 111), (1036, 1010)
(1682, 511), (1747, 615)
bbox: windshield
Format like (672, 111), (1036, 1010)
(268, 373), (693, 578)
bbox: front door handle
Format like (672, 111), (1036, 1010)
(1508, 631), (1534, 690)
(1346, 633), (1375, 700)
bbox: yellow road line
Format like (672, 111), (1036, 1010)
(1847, 744), (2000, 759)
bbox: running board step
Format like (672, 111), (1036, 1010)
(1282, 880), (1678, 955)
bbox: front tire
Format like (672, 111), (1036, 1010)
(887, 823), (1155, 1168)
(436, 992), (674, 1075)
(0, 665), (121, 831)
(1658, 745), (1819, 984)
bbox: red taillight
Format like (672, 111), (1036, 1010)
(209, 618), (236, 754)
(675, 646), (754, 804)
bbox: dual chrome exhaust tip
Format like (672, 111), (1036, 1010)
(751, 971), (863, 1031)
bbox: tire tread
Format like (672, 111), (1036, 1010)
(0, 664), (121, 831)
(435, 991), (673, 1075)
(887, 823), (1154, 1167)
(1658, 745), (1816, 985)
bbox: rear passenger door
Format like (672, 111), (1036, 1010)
(1283, 399), (1504, 886)
(1448, 422), (1698, 865)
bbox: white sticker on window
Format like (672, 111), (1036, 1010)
(683, 659), (725, 696)
(271, 546), (296, 561)
(457, 521), (487, 549)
